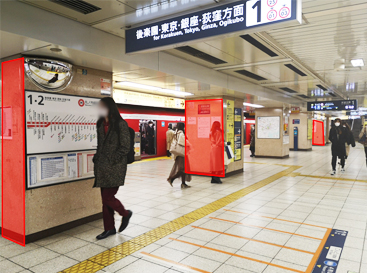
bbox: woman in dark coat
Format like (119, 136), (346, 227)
(329, 118), (347, 175)
(93, 97), (133, 240)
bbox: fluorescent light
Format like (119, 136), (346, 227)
(243, 102), (264, 108)
(351, 59), (364, 67)
(117, 81), (193, 97)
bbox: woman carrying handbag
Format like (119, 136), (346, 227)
(167, 122), (192, 188)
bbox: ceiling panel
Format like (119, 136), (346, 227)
(19, 0), (135, 25)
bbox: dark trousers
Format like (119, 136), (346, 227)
(365, 147), (367, 159)
(101, 187), (129, 231)
(332, 156), (345, 170)
(167, 150), (171, 157)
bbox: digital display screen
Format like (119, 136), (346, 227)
(307, 100), (357, 111)
(126, 0), (298, 53)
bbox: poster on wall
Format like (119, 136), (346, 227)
(307, 119), (313, 140)
(226, 100), (235, 162)
(312, 120), (325, 146)
(234, 108), (242, 161)
(257, 116), (280, 139)
(25, 91), (99, 154)
(100, 78), (111, 95)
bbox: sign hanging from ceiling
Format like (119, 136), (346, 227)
(307, 100), (357, 111)
(126, 0), (301, 54)
(113, 89), (185, 109)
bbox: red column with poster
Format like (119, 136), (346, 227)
(185, 99), (225, 177)
(312, 120), (325, 146)
(2, 58), (26, 246)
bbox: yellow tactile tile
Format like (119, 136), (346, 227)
(59, 165), (302, 273)
(61, 260), (104, 273)
(88, 250), (126, 266)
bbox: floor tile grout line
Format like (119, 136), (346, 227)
(58, 165), (301, 273)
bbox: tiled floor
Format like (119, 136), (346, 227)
(1, 145), (367, 273)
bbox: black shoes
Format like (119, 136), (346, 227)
(211, 177), (223, 184)
(119, 210), (133, 232)
(96, 229), (116, 240)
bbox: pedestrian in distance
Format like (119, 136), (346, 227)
(166, 124), (174, 157)
(93, 97), (133, 240)
(167, 122), (192, 189)
(359, 124), (367, 166)
(249, 125), (255, 157)
(329, 118), (347, 175)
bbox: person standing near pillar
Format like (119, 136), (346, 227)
(147, 121), (155, 154)
(93, 97), (133, 240)
(166, 124), (174, 157)
(329, 118), (347, 175)
(359, 124), (367, 166)
(249, 125), (256, 157)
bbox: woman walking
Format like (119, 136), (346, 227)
(329, 118), (347, 175)
(210, 121), (224, 184)
(167, 122), (192, 188)
(93, 97), (133, 240)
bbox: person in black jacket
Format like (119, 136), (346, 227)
(329, 118), (348, 175)
(93, 97), (133, 240)
(343, 122), (355, 161)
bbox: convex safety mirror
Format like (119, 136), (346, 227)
(24, 58), (73, 92)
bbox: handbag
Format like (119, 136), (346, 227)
(359, 133), (367, 145)
(170, 132), (185, 157)
(225, 145), (234, 160)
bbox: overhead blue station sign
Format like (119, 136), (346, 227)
(126, 0), (302, 54)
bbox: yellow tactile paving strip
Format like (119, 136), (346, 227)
(59, 165), (301, 273)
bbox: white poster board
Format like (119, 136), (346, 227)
(257, 116), (280, 139)
(25, 91), (99, 154)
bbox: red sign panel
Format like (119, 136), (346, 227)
(312, 120), (325, 146)
(186, 99), (224, 177)
(198, 104), (211, 114)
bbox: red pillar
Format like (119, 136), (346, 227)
(2, 58), (26, 246)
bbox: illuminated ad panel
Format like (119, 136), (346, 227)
(185, 99), (225, 177)
(312, 120), (325, 146)
(126, 0), (301, 53)
(2, 58), (26, 246)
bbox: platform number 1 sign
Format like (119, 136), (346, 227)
(246, 0), (292, 27)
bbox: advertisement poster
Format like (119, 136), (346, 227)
(234, 108), (242, 161)
(226, 100), (235, 162)
(308, 119), (313, 140)
(100, 78), (112, 95)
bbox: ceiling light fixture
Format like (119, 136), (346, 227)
(117, 81), (193, 97)
(351, 59), (364, 67)
(243, 102), (264, 108)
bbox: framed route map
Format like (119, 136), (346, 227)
(257, 116), (280, 139)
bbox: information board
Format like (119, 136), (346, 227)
(25, 91), (99, 154)
(126, 0), (301, 53)
(307, 100), (357, 111)
(226, 100), (235, 162)
(234, 108), (242, 161)
(27, 151), (95, 189)
(257, 116), (280, 139)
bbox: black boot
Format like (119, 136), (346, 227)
(96, 229), (116, 240)
(119, 210), (133, 232)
